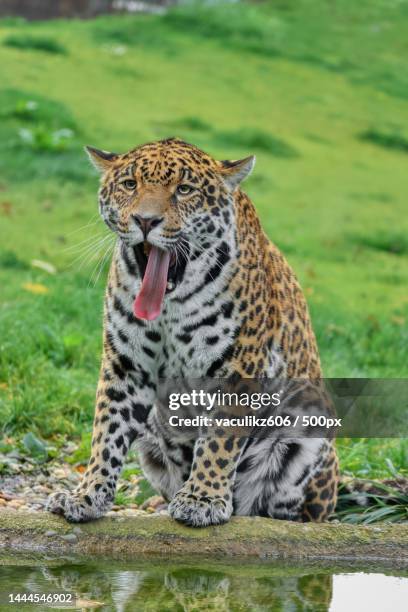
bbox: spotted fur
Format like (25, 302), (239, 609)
(47, 138), (339, 526)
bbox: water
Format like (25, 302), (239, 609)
(0, 556), (407, 611)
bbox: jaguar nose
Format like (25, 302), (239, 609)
(132, 214), (164, 238)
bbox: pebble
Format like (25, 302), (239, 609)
(141, 495), (165, 510)
(45, 530), (58, 537)
(7, 499), (23, 508)
(60, 533), (77, 543)
(0, 446), (162, 519)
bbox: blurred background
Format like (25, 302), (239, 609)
(0, 0), (407, 512)
(0, 0), (174, 20)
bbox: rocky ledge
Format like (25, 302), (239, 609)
(1, 509), (407, 564)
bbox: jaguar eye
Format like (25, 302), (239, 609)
(123, 179), (137, 190)
(177, 184), (193, 196)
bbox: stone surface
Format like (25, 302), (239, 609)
(0, 509), (407, 564)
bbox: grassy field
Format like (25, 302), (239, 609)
(0, 0), (407, 480)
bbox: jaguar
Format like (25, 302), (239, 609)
(47, 137), (339, 526)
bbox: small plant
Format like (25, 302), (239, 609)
(4, 34), (67, 55)
(0, 251), (30, 270)
(351, 231), (408, 256)
(66, 432), (92, 465)
(18, 126), (75, 152)
(135, 479), (158, 505)
(215, 127), (299, 158)
(359, 129), (408, 154)
(335, 480), (408, 524)
(0, 89), (77, 131)
(22, 431), (48, 463)
(165, 116), (212, 132)
(12, 99), (38, 120)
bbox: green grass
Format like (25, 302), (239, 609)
(335, 479), (408, 524)
(0, 1), (407, 482)
(3, 34), (67, 54)
(359, 128), (408, 154)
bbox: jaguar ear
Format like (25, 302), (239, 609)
(85, 146), (119, 173)
(220, 155), (256, 190)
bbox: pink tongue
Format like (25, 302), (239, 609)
(133, 246), (170, 321)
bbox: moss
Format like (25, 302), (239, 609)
(1, 510), (407, 565)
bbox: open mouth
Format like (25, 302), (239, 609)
(132, 240), (188, 321)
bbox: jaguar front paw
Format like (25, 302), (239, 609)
(46, 489), (112, 523)
(168, 488), (233, 527)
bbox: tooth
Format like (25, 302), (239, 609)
(167, 281), (175, 291)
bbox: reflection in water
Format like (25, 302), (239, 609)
(0, 560), (405, 612)
(0, 561), (333, 612)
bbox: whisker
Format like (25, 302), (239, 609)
(62, 230), (110, 253)
(66, 214), (101, 237)
(68, 235), (114, 272)
(89, 240), (115, 287)
(72, 235), (112, 262)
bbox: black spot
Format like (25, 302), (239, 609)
(102, 449), (110, 461)
(320, 488), (331, 500)
(118, 353), (134, 371)
(118, 329), (129, 344)
(115, 435), (124, 448)
(216, 458), (228, 469)
(108, 422), (120, 435)
(307, 502), (324, 518)
(208, 441), (219, 453)
(125, 427), (138, 444)
(245, 362), (255, 375)
(176, 333), (192, 344)
(112, 361), (125, 380)
(239, 300), (248, 312)
(111, 457), (121, 469)
(184, 313), (218, 333)
(237, 456), (251, 473)
(113, 296), (127, 317)
(142, 345), (155, 358)
(204, 243), (230, 283)
(84, 495), (93, 506)
(146, 330), (161, 342)
(120, 408), (130, 421)
(131, 402), (149, 423)
(224, 437), (234, 452)
(106, 388), (126, 403)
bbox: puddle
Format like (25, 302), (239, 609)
(0, 557), (407, 611)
